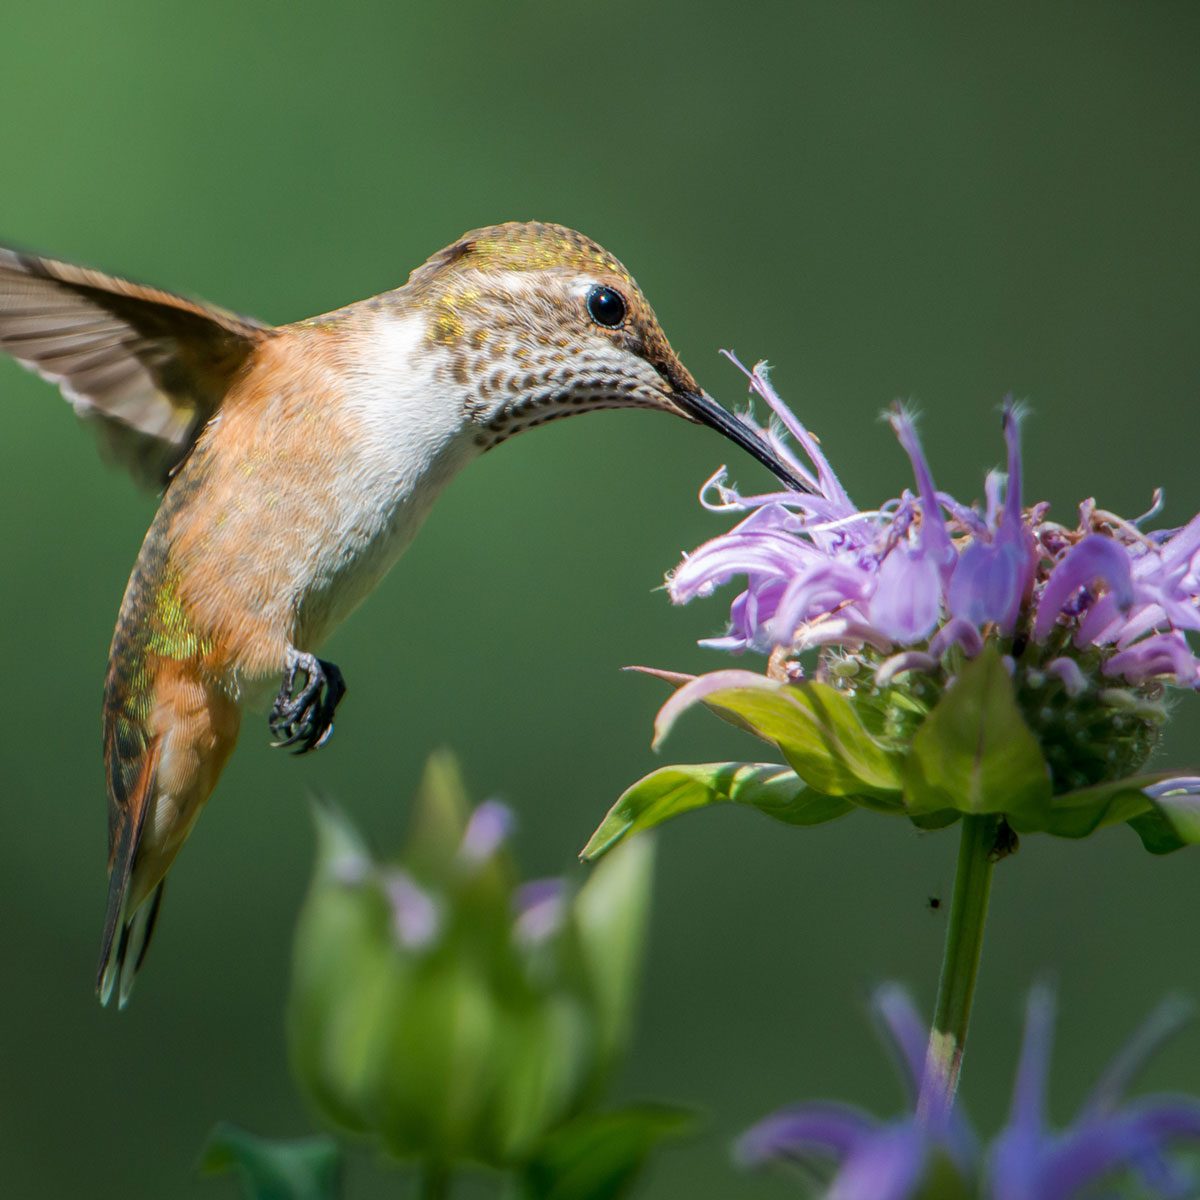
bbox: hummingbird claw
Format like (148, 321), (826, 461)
(269, 652), (347, 755)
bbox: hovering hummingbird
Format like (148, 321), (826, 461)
(0, 221), (806, 1007)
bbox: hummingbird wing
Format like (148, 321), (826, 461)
(0, 246), (273, 487)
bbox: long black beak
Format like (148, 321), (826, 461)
(672, 390), (813, 494)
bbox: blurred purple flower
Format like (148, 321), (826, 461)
(459, 798), (515, 864)
(738, 983), (1200, 1200)
(513, 877), (567, 946)
(670, 357), (1200, 692)
(381, 868), (440, 949)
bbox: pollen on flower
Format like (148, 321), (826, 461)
(668, 359), (1200, 790)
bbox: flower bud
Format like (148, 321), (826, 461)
(288, 752), (654, 1170)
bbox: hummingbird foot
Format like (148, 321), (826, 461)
(269, 651), (347, 755)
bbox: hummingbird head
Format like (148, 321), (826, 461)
(401, 222), (808, 492)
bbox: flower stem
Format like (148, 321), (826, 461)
(917, 813), (1002, 1122)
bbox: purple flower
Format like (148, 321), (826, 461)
(513, 877), (567, 945)
(651, 358), (1200, 818)
(738, 984), (1200, 1200)
(459, 798), (516, 864)
(293, 759), (659, 1171)
(381, 867), (441, 948)
(670, 357), (1200, 692)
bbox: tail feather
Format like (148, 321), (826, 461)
(97, 628), (242, 1007)
(98, 883), (166, 1009)
(117, 883), (165, 1009)
(96, 737), (161, 1007)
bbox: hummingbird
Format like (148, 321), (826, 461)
(0, 221), (806, 1008)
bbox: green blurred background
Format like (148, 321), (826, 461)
(1, 3), (1198, 1196)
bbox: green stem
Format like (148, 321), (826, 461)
(419, 1163), (451, 1200)
(917, 813), (1000, 1122)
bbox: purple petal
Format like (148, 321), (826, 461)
(871, 985), (929, 1097)
(797, 615), (895, 653)
(459, 799), (514, 864)
(1033, 535), (1137, 643)
(1044, 657), (1089, 697)
(1035, 1102), (1200, 1200)
(947, 537), (1028, 632)
(828, 1121), (929, 1200)
(728, 352), (856, 511)
(735, 1102), (880, 1166)
(988, 987), (1062, 1197)
(874, 652), (938, 687)
(1122, 1097), (1200, 1143)
(1150, 591), (1200, 634)
(888, 408), (955, 573)
(1081, 996), (1194, 1117)
(514, 877), (567, 945)
(866, 985), (981, 1175)
(991, 404), (1036, 633)
(985, 469), (1004, 528)
(1074, 591), (1127, 647)
(1157, 511), (1200, 572)
(773, 560), (875, 643)
(1109, 601), (1174, 650)
(988, 1127), (1047, 1200)
(1144, 777), (1200, 801)
(1105, 632), (1200, 685)
(999, 401), (1025, 530)
(928, 618), (984, 659)
(1009, 984), (1056, 1132)
(868, 547), (943, 644)
(938, 490), (990, 537)
(669, 526), (810, 603)
(382, 869), (440, 949)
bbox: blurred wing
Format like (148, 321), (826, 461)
(0, 245), (273, 487)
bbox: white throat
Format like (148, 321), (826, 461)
(295, 312), (477, 644)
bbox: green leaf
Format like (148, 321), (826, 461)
(520, 1106), (693, 1200)
(908, 808), (962, 832)
(652, 670), (904, 798)
(308, 793), (373, 880)
(372, 954), (500, 1163)
(1010, 771), (1171, 840)
(1130, 778), (1200, 854)
(200, 1124), (342, 1200)
(581, 762), (851, 861)
(571, 838), (655, 1065)
(404, 749), (471, 876)
(287, 800), (400, 1138)
(491, 996), (596, 1163)
(904, 646), (1051, 819)
(1129, 809), (1186, 855)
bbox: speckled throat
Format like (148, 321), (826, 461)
(466, 337), (670, 450)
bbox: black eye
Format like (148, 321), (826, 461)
(586, 284), (627, 329)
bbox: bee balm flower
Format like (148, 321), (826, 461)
(737, 984), (1200, 1200)
(586, 360), (1200, 861)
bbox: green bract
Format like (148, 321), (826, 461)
(287, 752), (657, 1174)
(586, 649), (1200, 860)
(200, 1124), (342, 1200)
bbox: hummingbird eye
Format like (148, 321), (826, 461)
(585, 284), (627, 329)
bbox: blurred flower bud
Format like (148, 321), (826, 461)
(287, 751), (655, 1173)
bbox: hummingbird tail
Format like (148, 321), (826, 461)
(97, 655), (243, 1007)
(98, 881), (166, 1010)
(97, 736), (163, 1008)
